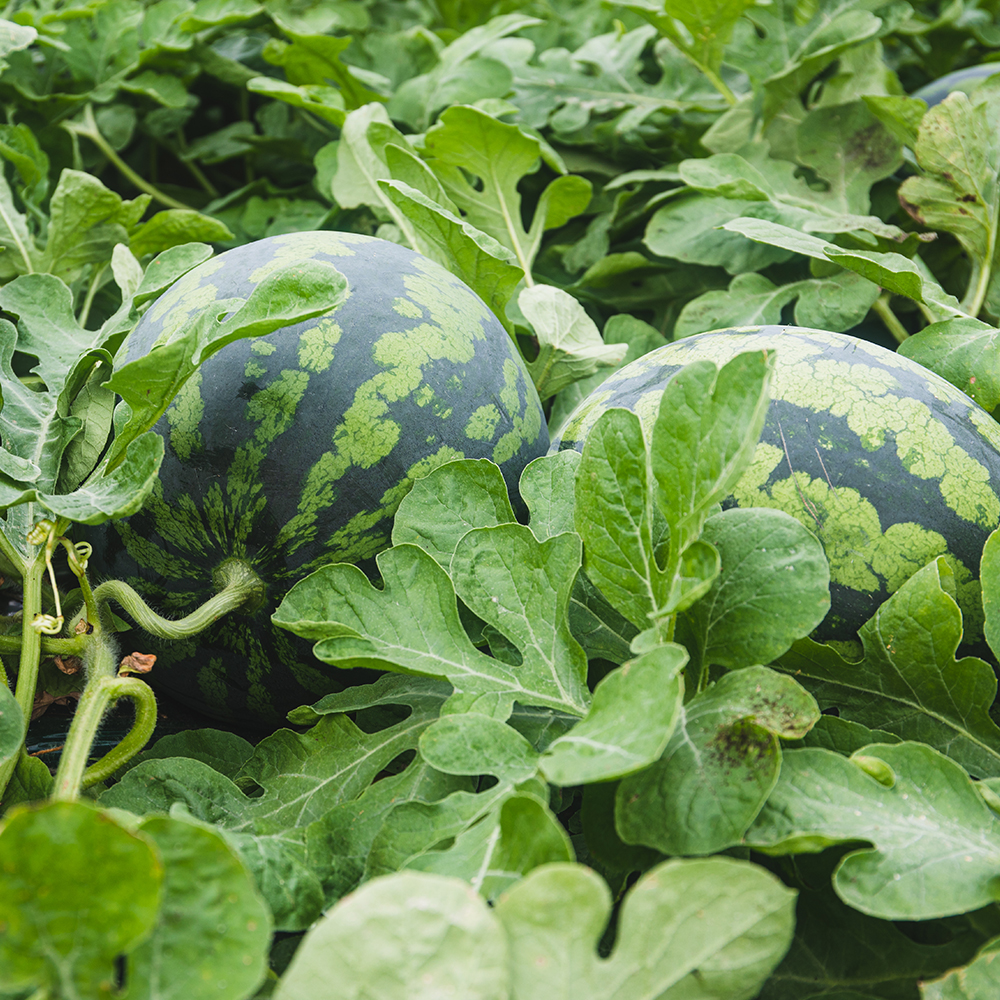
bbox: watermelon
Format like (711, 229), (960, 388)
(911, 64), (1000, 107)
(89, 231), (548, 724)
(551, 325), (1000, 644)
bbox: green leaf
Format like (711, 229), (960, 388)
(521, 285), (625, 401)
(760, 849), (988, 1000)
(898, 316), (1000, 413)
(274, 872), (509, 1000)
(677, 507), (830, 675)
(619, 0), (758, 83)
(984, 528), (1000, 661)
(128, 210), (234, 258)
(420, 713), (541, 783)
(617, 666), (819, 856)
(247, 76), (346, 126)
(105, 259), (348, 471)
(424, 104), (591, 276)
(723, 216), (965, 319)
(864, 93), (927, 149)
(540, 643), (686, 785)
(652, 350), (774, 556)
(133, 242), (215, 307)
(391, 458), (515, 568)
(0, 683), (21, 770)
(0, 801), (162, 996)
(573, 407), (671, 630)
(645, 194), (792, 275)
(495, 857), (796, 999)
(387, 13), (543, 131)
(921, 937), (1000, 999)
(520, 451), (580, 541)
(378, 178), (523, 327)
(775, 557), (1000, 778)
(898, 90), (1000, 310)
(746, 741), (1000, 920)
(262, 31), (385, 109)
(123, 814), (271, 1000)
(42, 168), (150, 282)
(675, 270), (880, 338)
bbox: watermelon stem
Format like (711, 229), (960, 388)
(91, 559), (266, 641)
(51, 642), (156, 801)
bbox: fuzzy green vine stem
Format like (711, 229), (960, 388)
(92, 558), (265, 640)
(64, 105), (196, 212)
(51, 639), (155, 801)
(872, 293), (910, 345)
(0, 551), (48, 798)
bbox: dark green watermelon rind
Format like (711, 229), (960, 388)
(552, 326), (1000, 642)
(95, 232), (547, 723)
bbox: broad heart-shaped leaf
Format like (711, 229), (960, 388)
(495, 857), (796, 1000)
(0, 682), (21, 769)
(746, 741), (1000, 920)
(521, 284), (624, 401)
(0, 801), (163, 997)
(652, 350), (775, 556)
(123, 813), (271, 1000)
(899, 90), (1000, 283)
(774, 557), (1000, 778)
(899, 316), (1000, 414)
(424, 104), (591, 275)
(104, 258), (348, 472)
(275, 538), (590, 717)
(616, 666), (820, 857)
(274, 872), (510, 1000)
(921, 937), (1000, 999)
(676, 507), (830, 678)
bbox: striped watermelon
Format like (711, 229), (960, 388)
(551, 325), (1000, 643)
(89, 232), (548, 724)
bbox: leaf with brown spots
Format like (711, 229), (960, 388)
(615, 665), (819, 856)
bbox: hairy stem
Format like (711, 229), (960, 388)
(872, 293), (910, 345)
(79, 679), (157, 790)
(66, 105), (196, 212)
(51, 644), (153, 800)
(0, 552), (47, 798)
(93, 558), (265, 640)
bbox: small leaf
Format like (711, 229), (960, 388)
(617, 666), (819, 856)
(521, 285), (624, 401)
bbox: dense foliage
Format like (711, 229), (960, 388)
(5, 0), (1000, 996)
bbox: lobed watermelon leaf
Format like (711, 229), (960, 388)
(746, 741), (1000, 921)
(774, 557), (1000, 778)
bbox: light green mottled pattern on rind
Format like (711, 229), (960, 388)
(297, 318), (341, 374)
(732, 441), (983, 639)
(492, 359), (543, 466)
(166, 369), (204, 462)
(466, 405), (501, 441)
(246, 231), (362, 283)
(393, 296), (424, 319)
(251, 341), (276, 356)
